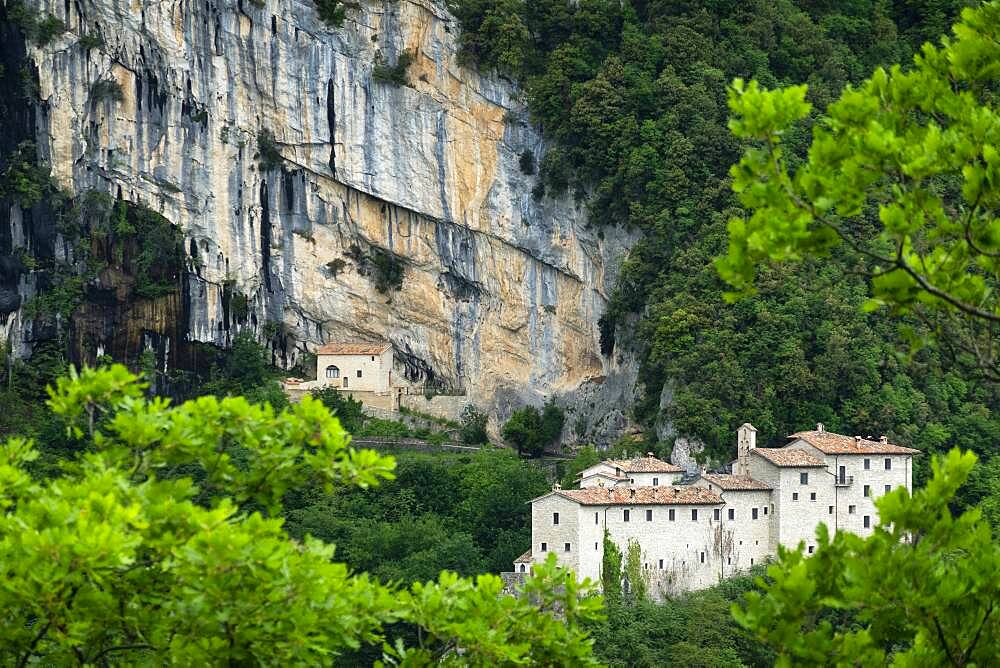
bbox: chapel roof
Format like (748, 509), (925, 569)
(789, 430), (921, 455)
(317, 342), (391, 355)
(548, 485), (722, 506)
(752, 448), (827, 468)
(514, 550), (532, 564)
(606, 455), (684, 474)
(700, 473), (772, 491)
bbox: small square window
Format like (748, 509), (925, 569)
(752, 508), (758, 520)
(541, 542), (547, 552)
(553, 512), (559, 525)
(564, 542), (571, 552)
(713, 508), (720, 521)
(864, 485), (870, 497)
(885, 458), (892, 470)
(810, 492), (816, 501)
(829, 505), (834, 514)
(356, 369), (362, 378)
(691, 509), (698, 521)
(800, 472), (809, 485)
(645, 509), (653, 522)
(863, 516), (870, 528)
(864, 458), (871, 470)
(669, 508), (675, 521)
(653, 477), (659, 486)
(808, 545), (815, 554)
(849, 505), (856, 514)
(728, 508), (735, 520)
(623, 509), (630, 522)
(885, 484), (891, 494)
(793, 492), (799, 501)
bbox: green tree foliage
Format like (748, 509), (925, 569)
(199, 332), (288, 408)
(459, 404), (489, 445)
(623, 537), (648, 603)
(7, 2), (65, 45)
(734, 449), (1000, 665)
(501, 401), (565, 457)
(0, 366), (602, 664)
(310, 385), (365, 433)
(600, 529), (623, 604)
(284, 449), (549, 578)
(256, 129), (283, 171)
(590, 571), (774, 667)
(0, 141), (54, 209)
(720, 2), (1000, 381)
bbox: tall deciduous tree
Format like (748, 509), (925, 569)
(0, 365), (603, 664)
(718, 2), (1000, 380)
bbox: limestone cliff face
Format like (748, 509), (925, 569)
(3, 0), (638, 439)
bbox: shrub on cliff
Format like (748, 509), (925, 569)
(372, 50), (415, 87)
(314, 0), (346, 27)
(256, 129), (283, 171)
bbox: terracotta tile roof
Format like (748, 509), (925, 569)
(284, 377), (304, 385)
(700, 474), (772, 491)
(790, 430), (921, 455)
(752, 448), (827, 468)
(554, 485), (722, 506)
(607, 455), (683, 474)
(317, 342), (390, 355)
(514, 550), (532, 563)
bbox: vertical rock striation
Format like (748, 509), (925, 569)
(1, 0), (639, 440)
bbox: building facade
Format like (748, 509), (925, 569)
(517, 424), (918, 598)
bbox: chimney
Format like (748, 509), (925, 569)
(816, 422), (825, 433)
(646, 452), (655, 457)
(880, 435), (888, 445)
(855, 436), (862, 446)
(736, 423), (757, 476)
(553, 482), (561, 491)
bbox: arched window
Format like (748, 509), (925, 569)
(325, 365), (340, 379)
(519, 564), (525, 573)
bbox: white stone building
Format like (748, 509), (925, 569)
(515, 423), (919, 597)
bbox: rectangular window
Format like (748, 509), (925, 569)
(553, 512), (559, 525)
(371, 356), (375, 361)
(541, 542), (547, 552)
(810, 492), (816, 501)
(669, 508), (675, 521)
(700, 551), (705, 564)
(595, 542), (598, 550)
(343, 377), (348, 388)
(691, 509), (698, 521)
(595, 512), (599, 525)
(564, 542), (571, 552)
(646, 509), (653, 522)
(885, 484), (891, 494)
(849, 505), (856, 514)
(764, 506), (769, 515)
(885, 458), (892, 470)
(653, 477), (659, 486)
(800, 472), (809, 485)
(728, 508), (735, 520)
(864, 485), (870, 497)
(808, 545), (815, 554)
(623, 509), (630, 522)
(829, 506), (834, 514)
(864, 516), (870, 528)
(356, 369), (362, 378)
(792, 492), (799, 501)
(714, 508), (720, 521)
(658, 559), (664, 569)
(864, 458), (870, 470)
(752, 508), (758, 520)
